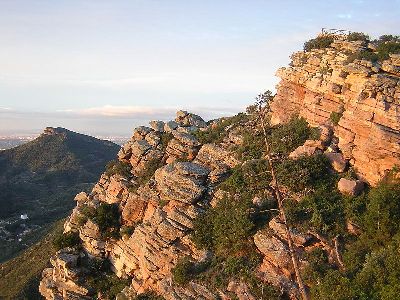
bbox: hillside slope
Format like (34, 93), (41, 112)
(0, 127), (119, 262)
(0, 219), (64, 300)
(38, 33), (400, 300)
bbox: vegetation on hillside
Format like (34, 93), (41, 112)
(0, 219), (64, 300)
(187, 93), (400, 299)
(344, 33), (400, 63)
(304, 35), (334, 51)
(306, 181), (400, 299)
(193, 113), (249, 144)
(303, 32), (400, 64)
(187, 111), (330, 298)
(0, 129), (119, 262)
(82, 257), (131, 299)
(53, 231), (80, 250)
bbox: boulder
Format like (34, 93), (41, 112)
(164, 121), (179, 132)
(194, 143), (240, 169)
(269, 217), (312, 246)
(166, 132), (201, 161)
(104, 175), (130, 204)
(227, 281), (255, 300)
(133, 126), (153, 140)
(338, 178), (365, 196)
(79, 220), (105, 257)
(254, 231), (293, 274)
(39, 248), (90, 299)
(122, 193), (148, 226)
(149, 120), (165, 132)
(175, 110), (207, 128)
(289, 140), (324, 159)
(324, 152), (347, 172)
(155, 162), (209, 203)
(176, 125), (198, 134)
(74, 192), (89, 203)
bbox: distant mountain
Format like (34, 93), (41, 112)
(0, 127), (120, 262)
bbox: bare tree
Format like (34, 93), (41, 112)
(254, 91), (310, 300)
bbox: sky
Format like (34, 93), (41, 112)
(0, 0), (399, 136)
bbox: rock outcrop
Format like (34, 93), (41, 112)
(39, 35), (400, 300)
(40, 111), (238, 300)
(270, 38), (400, 185)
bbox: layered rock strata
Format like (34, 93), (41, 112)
(39, 38), (400, 300)
(40, 112), (253, 300)
(270, 39), (400, 184)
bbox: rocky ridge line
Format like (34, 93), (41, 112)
(270, 38), (400, 184)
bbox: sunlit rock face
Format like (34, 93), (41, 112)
(39, 39), (400, 300)
(270, 40), (400, 185)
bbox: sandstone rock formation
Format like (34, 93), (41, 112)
(337, 178), (365, 196)
(40, 111), (244, 300)
(39, 35), (400, 300)
(270, 38), (400, 185)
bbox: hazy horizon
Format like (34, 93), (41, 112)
(1, 0), (399, 135)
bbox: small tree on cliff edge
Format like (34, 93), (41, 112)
(253, 90), (310, 300)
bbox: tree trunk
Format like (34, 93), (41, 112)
(258, 109), (310, 300)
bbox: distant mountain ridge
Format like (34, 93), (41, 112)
(0, 127), (120, 262)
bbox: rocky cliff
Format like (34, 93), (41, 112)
(39, 111), (248, 300)
(270, 38), (400, 185)
(38, 34), (400, 300)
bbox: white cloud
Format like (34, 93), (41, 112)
(0, 107), (12, 113)
(68, 105), (176, 117)
(59, 105), (243, 120)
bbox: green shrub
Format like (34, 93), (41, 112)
(192, 196), (254, 256)
(302, 248), (331, 284)
(311, 270), (355, 300)
(193, 113), (248, 144)
(308, 181), (400, 298)
(236, 131), (265, 160)
(268, 117), (313, 155)
(83, 256), (130, 298)
(53, 231), (80, 250)
(193, 254), (280, 298)
(92, 203), (120, 238)
(276, 154), (333, 192)
(220, 166), (246, 194)
(330, 111), (343, 125)
(361, 182), (400, 246)
(354, 237), (400, 300)
(347, 32), (370, 42)
(304, 35), (334, 52)
(376, 34), (400, 43)
(346, 50), (379, 63)
(86, 272), (130, 299)
(309, 127), (321, 140)
(346, 35), (400, 64)
(285, 187), (345, 237)
(120, 225), (135, 237)
(171, 257), (195, 285)
(105, 160), (132, 178)
(76, 204), (95, 226)
(314, 236), (400, 300)
(134, 292), (165, 300)
(220, 160), (272, 199)
(376, 41), (400, 61)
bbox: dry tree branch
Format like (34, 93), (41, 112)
(255, 91), (310, 300)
